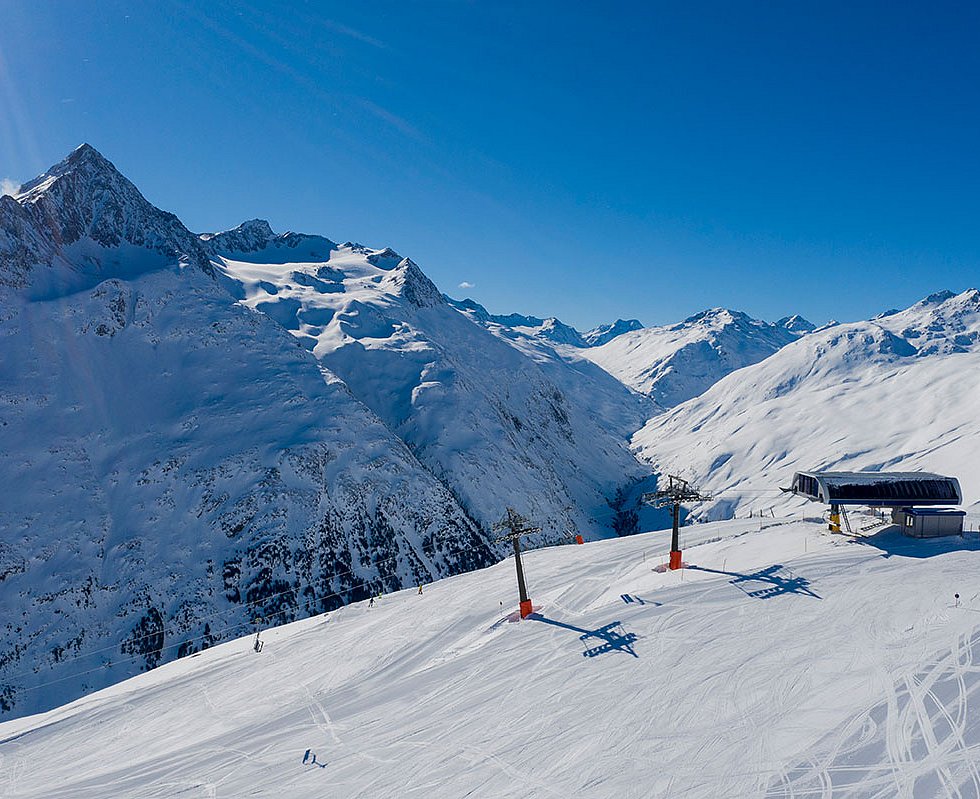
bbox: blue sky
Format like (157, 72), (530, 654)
(2, 1), (979, 329)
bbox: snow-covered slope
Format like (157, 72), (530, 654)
(0, 148), (493, 719)
(212, 226), (654, 540)
(4, 518), (980, 798)
(633, 290), (980, 519)
(582, 308), (808, 408)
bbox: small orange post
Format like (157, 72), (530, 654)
(520, 599), (533, 618)
(669, 550), (683, 570)
(575, 534), (584, 545)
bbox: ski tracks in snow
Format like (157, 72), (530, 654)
(768, 627), (980, 798)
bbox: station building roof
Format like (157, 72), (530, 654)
(791, 471), (962, 506)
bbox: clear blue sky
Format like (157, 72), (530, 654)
(2, 1), (979, 329)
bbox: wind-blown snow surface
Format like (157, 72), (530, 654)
(633, 290), (980, 519)
(211, 225), (653, 539)
(0, 147), (492, 719)
(583, 309), (807, 408)
(4, 519), (980, 798)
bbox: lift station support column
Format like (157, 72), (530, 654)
(829, 503), (841, 534)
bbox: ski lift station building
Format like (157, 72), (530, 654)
(790, 470), (965, 537)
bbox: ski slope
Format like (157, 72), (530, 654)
(4, 519), (980, 798)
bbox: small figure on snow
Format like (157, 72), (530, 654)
(418, 584), (424, 595)
(369, 596), (375, 608)
(955, 593), (961, 607)
(253, 631), (263, 653)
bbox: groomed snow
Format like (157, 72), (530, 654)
(4, 519), (980, 798)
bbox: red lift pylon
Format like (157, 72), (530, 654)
(642, 475), (712, 570)
(493, 508), (540, 619)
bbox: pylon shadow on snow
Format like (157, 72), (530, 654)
(620, 593), (662, 606)
(528, 614), (639, 658)
(687, 564), (821, 600)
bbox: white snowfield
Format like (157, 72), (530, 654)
(3, 519), (980, 798)
(633, 289), (980, 520)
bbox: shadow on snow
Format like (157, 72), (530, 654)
(528, 614), (640, 658)
(687, 563), (821, 600)
(849, 527), (980, 560)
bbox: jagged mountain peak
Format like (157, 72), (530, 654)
(919, 289), (957, 307)
(443, 297), (589, 347)
(203, 222), (336, 262)
(583, 319), (643, 347)
(365, 247), (403, 269)
(776, 314), (816, 334)
(200, 219), (276, 252)
(677, 307), (762, 331)
(18, 143), (130, 202)
(383, 256), (444, 308)
(1, 144), (213, 295)
(231, 218), (275, 239)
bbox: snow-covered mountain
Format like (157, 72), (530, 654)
(0, 145), (657, 719)
(210, 225), (654, 541)
(0, 147), (495, 719)
(582, 308), (809, 408)
(632, 289), (980, 519)
(776, 313), (817, 335)
(445, 296), (590, 348)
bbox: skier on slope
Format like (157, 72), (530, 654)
(418, 584), (423, 595)
(253, 631), (263, 653)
